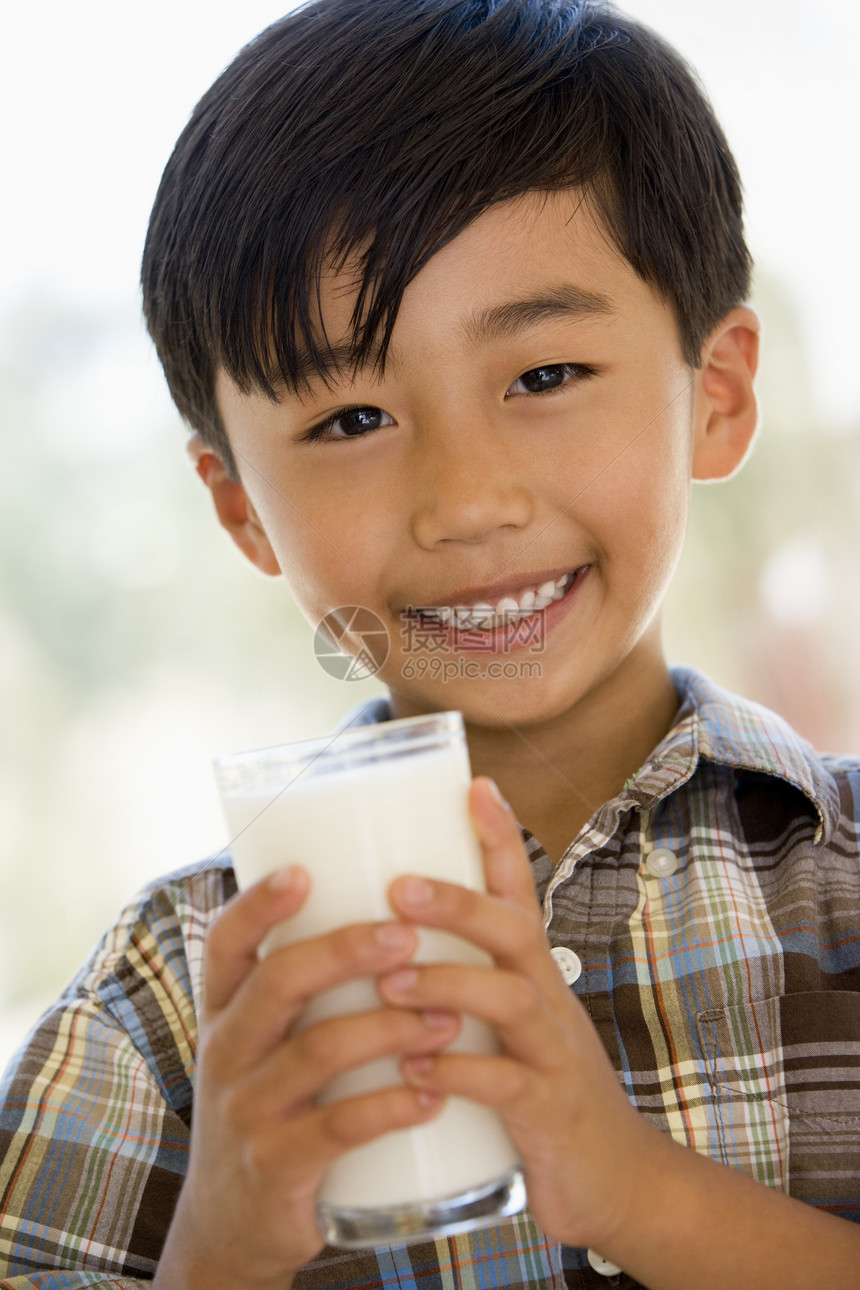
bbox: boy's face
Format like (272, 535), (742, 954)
(212, 191), (753, 732)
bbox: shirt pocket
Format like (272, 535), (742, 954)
(697, 991), (860, 1209)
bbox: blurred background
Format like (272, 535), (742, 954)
(1, 0), (859, 1068)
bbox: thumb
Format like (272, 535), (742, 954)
(469, 777), (540, 914)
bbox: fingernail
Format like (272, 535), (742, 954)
(422, 1009), (456, 1030)
(399, 876), (433, 907)
(270, 865), (299, 891)
(382, 967), (418, 995)
(375, 922), (414, 950)
(405, 1055), (435, 1079)
(487, 779), (511, 811)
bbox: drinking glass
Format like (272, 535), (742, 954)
(213, 710), (525, 1248)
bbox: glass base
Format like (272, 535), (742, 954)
(318, 1167), (526, 1249)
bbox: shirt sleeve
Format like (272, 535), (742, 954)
(0, 863), (228, 1286)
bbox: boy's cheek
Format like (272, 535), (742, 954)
(237, 473), (379, 602)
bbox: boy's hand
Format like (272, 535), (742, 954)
(381, 777), (654, 1258)
(380, 779), (860, 1290)
(155, 867), (458, 1290)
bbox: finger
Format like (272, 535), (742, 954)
(247, 1083), (444, 1184)
(229, 1006), (460, 1124)
(398, 1051), (571, 1186)
(204, 866), (310, 1016)
(401, 1049), (534, 1118)
(203, 919), (419, 1075)
(378, 961), (572, 1067)
(399, 1044), (642, 1170)
(388, 871), (560, 999)
(319, 1083), (443, 1152)
(469, 777), (542, 914)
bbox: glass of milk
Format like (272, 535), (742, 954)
(213, 710), (525, 1249)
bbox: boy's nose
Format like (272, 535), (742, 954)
(408, 415), (533, 548)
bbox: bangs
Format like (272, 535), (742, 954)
(204, 3), (615, 403)
(143, 0), (750, 474)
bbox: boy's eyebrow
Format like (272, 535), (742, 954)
(463, 284), (616, 345)
(268, 283), (614, 394)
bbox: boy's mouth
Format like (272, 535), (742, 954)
(401, 565), (588, 638)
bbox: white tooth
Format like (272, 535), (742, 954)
(433, 578), (578, 626)
(421, 573), (577, 628)
(495, 596), (521, 620)
(469, 602), (495, 627)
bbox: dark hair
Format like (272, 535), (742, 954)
(142, 0), (752, 478)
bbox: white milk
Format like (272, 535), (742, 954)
(219, 729), (521, 1210)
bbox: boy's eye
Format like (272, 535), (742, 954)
(308, 404), (395, 441)
(506, 362), (589, 396)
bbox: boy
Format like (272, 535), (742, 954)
(2, 0), (859, 1286)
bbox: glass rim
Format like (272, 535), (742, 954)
(212, 709), (464, 786)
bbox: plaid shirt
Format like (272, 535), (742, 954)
(2, 667), (860, 1289)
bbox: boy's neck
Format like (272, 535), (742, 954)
(468, 643), (679, 865)
(389, 630), (680, 868)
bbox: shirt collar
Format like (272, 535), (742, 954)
(334, 668), (841, 845)
(640, 666), (841, 845)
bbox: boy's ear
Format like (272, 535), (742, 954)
(186, 434), (281, 576)
(691, 305), (761, 481)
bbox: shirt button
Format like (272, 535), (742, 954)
(646, 847), (678, 878)
(586, 1249), (623, 1276)
(550, 946), (583, 984)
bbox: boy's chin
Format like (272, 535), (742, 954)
(385, 671), (582, 733)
